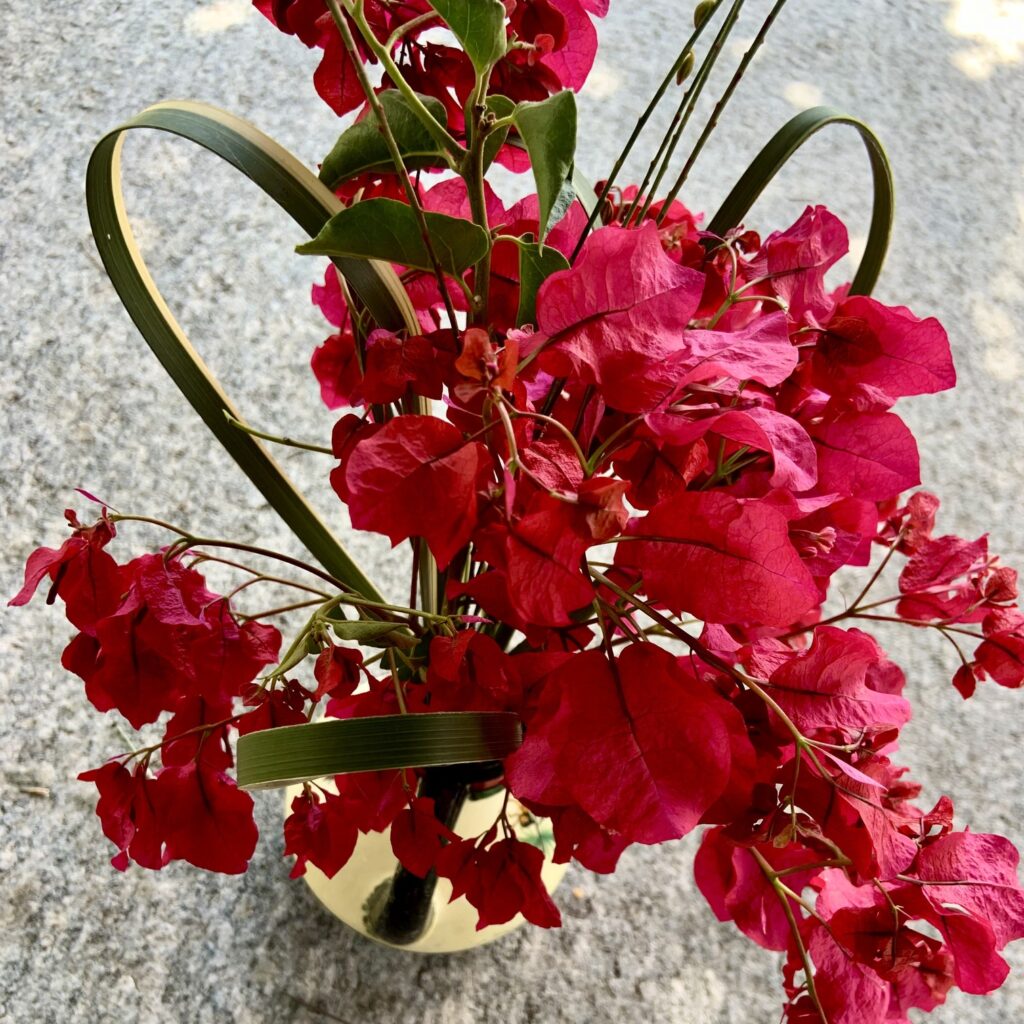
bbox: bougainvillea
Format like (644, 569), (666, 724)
(14, 1), (1024, 1020)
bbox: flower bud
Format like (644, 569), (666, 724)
(675, 50), (696, 85)
(694, 0), (716, 29)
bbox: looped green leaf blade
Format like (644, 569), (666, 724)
(297, 198), (490, 277)
(236, 712), (523, 789)
(319, 91), (451, 190)
(85, 100), (424, 602)
(429, 0), (507, 75)
(706, 105), (894, 296)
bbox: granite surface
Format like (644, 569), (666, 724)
(2, 1), (1023, 1021)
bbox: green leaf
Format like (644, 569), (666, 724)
(331, 619), (404, 646)
(297, 198), (490, 277)
(482, 94), (515, 171)
(513, 239), (569, 327)
(707, 105), (894, 297)
(236, 712), (523, 789)
(429, 0), (507, 75)
(85, 101), (426, 603)
(513, 91), (578, 243)
(319, 91), (450, 190)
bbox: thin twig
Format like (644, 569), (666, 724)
(327, 0), (460, 336)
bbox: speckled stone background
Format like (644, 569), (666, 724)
(2, 1), (1023, 1021)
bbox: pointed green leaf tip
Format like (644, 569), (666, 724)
(319, 92), (450, 190)
(513, 91), (578, 243)
(297, 198), (490, 277)
(430, 0), (507, 75)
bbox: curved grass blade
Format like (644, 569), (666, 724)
(706, 105), (894, 296)
(85, 100), (423, 601)
(236, 712), (523, 789)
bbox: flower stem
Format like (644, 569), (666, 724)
(630, 0), (746, 226)
(237, 597), (325, 621)
(464, 67), (495, 325)
(328, 0), (460, 336)
(224, 411), (333, 455)
(341, 0), (462, 160)
(571, 0), (728, 260)
(658, 0), (791, 221)
(751, 848), (831, 1024)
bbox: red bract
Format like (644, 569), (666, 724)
(646, 405), (817, 491)
(153, 762), (258, 874)
(810, 411), (921, 502)
(973, 608), (1024, 688)
(253, 0), (380, 117)
(522, 223), (704, 412)
(467, 492), (596, 627)
(339, 415), (492, 568)
(390, 796), (456, 877)
(237, 681), (310, 733)
(759, 205), (849, 326)
(78, 761), (167, 871)
(911, 831), (1024, 991)
(332, 769), (409, 834)
(678, 312), (798, 389)
(813, 295), (956, 402)
(507, 645), (747, 845)
(64, 553), (281, 729)
(695, 827), (824, 951)
(896, 533), (990, 622)
(880, 490), (941, 554)
(255, 0), (608, 125)
(162, 695), (235, 772)
(311, 328), (364, 408)
(616, 492), (819, 627)
(492, 0), (600, 102)
(473, 837), (562, 929)
(764, 627), (912, 737)
(79, 758), (259, 875)
(786, 753), (920, 883)
(425, 631), (521, 712)
(612, 432), (709, 509)
(313, 644), (364, 700)
(436, 834), (561, 929)
(360, 329), (448, 403)
(9, 509), (122, 631)
(795, 906), (954, 1024)
(78, 602), (189, 728)
(284, 789), (358, 879)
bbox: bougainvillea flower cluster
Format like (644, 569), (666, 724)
(15, 1), (1024, 1021)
